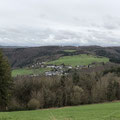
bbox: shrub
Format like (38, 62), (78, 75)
(8, 98), (23, 111)
(27, 98), (40, 110)
(71, 86), (84, 105)
(31, 91), (44, 108)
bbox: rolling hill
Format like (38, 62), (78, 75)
(47, 54), (109, 67)
(1, 46), (120, 68)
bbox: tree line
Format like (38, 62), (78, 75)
(0, 50), (120, 111)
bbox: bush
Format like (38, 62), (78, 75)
(31, 91), (44, 109)
(8, 98), (23, 111)
(71, 86), (84, 105)
(27, 98), (40, 110)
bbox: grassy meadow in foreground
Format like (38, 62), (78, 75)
(0, 102), (120, 120)
(47, 54), (109, 67)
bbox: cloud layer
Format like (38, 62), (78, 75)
(0, 0), (120, 46)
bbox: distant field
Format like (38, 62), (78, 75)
(0, 102), (120, 120)
(12, 68), (50, 77)
(47, 54), (109, 67)
(64, 50), (77, 52)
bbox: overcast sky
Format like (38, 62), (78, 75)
(0, 0), (120, 46)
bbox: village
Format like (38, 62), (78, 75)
(29, 61), (99, 76)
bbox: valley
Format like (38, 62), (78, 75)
(11, 53), (109, 77)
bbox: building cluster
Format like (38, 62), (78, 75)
(31, 62), (46, 68)
(45, 64), (72, 76)
(30, 61), (101, 76)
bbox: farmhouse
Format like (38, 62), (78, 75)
(46, 65), (56, 68)
(45, 71), (63, 76)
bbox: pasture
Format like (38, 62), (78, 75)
(12, 68), (50, 77)
(47, 54), (109, 67)
(0, 102), (120, 120)
(64, 50), (77, 53)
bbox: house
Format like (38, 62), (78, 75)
(45, 72), (53, 76)
(45, 70), (63, 76)
(47, 65), (56, 69)
(68, 66), (72, 69)
(45, 71), (57, 76)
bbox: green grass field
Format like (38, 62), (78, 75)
(47, 54), (109, 67)
(64, 50), (77, 53)
(12, 68), (50, 77)
(0, 102), (120, 120)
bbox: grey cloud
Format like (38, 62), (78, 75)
(0, 0), (120, 46)
(0, 26), (120, 46)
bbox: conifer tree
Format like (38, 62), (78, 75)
(0, 50), (13, 110)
